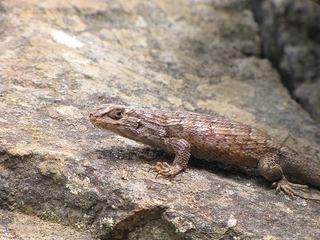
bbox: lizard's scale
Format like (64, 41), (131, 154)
(89, 104), (320, 200)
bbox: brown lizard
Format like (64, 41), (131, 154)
(89, 104), (320, 200)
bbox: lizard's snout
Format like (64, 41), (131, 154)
(88, 111), (100, 127)
(89, 111), (102, 119)
(88, 112), (96, 119)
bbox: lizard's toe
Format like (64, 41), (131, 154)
(148, 162), (170, 172)
(149, 162), (182, 178)
(272, 177), (319, 201)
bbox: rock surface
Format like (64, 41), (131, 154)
(0, 0), (320, 239)
(252, 0), (320, 122)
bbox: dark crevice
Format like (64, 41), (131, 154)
(251, 0), (320, 122)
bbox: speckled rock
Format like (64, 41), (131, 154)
(0, 0), (320, 239)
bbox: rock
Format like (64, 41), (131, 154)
(0, 0), (320, 239)
(294, 79), (320, 121)
(252, 0), (320, 122)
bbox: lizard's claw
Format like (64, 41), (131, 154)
(148, 162), (182, 178)
(272, 177), (320, 201)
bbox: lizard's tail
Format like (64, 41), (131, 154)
(283, 154), (320, 189)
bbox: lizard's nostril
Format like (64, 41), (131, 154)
(89, 112), (97, 119)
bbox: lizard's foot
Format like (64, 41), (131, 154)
(148, 162), (182, 178)
(272, 177), (320, 201)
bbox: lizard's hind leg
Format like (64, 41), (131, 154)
(258, 152), (320, 200)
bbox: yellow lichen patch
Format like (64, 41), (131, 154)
(10, 98), (19, 104)
(21, 58), (27, 62)
(30, 126), (39, 130)
(21, 124), (39, 131)
(143, 97), (148, 102)
(41, 108), (46, 111)
(130, 14), (136, 21)
(140, 156), (149, 163)
(30, 134), (36, 138)
(40, 132), (46, 137)
(84, 160), (90, 163)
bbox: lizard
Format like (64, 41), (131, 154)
(89, 104), (320, 201)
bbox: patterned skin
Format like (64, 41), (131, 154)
(89, 104), (320, 200)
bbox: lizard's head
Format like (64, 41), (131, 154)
(89, 104), (128, 130)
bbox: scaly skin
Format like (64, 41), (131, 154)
(89, 104), (320, 200)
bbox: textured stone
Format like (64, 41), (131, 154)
(0, 0), (319, 239)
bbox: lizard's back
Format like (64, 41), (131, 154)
(161, 110), (277, 168)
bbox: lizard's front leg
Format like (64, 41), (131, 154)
(257, 152), (318, 200)
(149, 138), (191, 177)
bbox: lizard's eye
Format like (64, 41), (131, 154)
(109, 110), (123, 120)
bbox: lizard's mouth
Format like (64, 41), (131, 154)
(89, 112), (99, 127)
